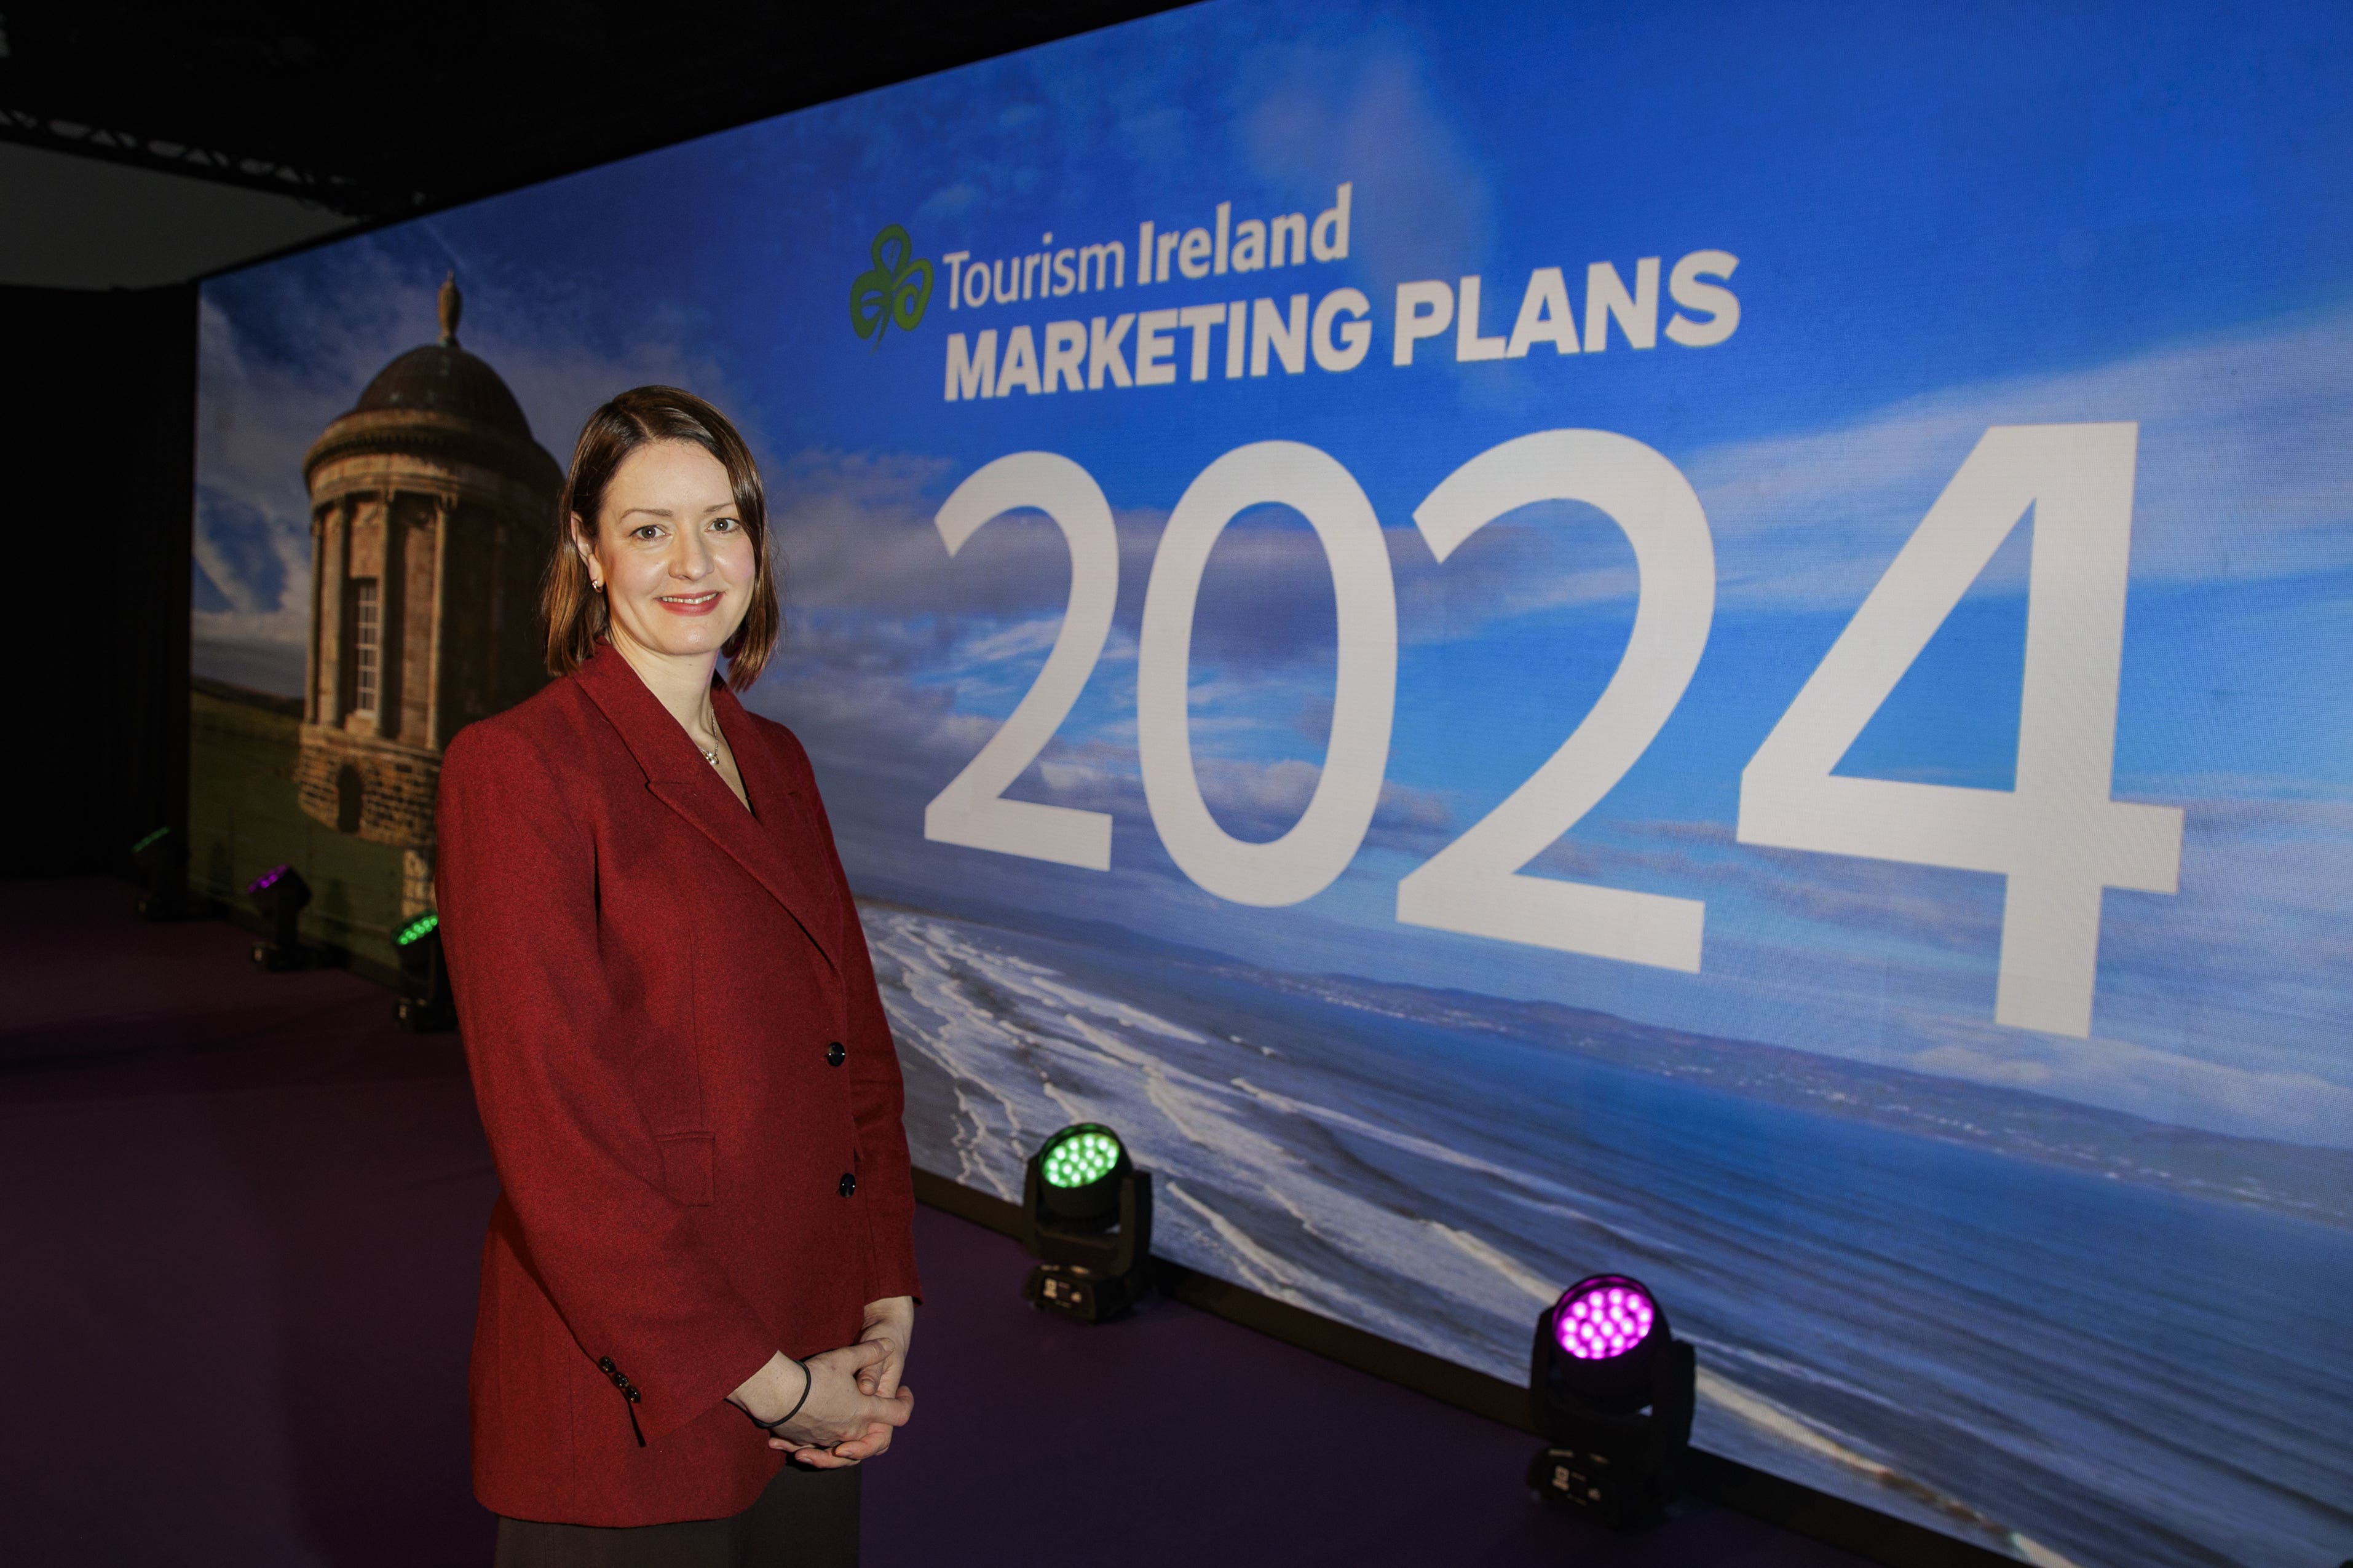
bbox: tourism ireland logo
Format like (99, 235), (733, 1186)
(850, 224), (934, 349)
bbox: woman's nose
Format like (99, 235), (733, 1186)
(669, 529), (713, 578)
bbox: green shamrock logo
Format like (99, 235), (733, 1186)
(850, 224), (933, 350)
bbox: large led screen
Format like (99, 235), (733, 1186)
(191, 4), (2353, 1563)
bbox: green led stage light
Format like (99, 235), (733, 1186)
(129, 825), (188, 921)
(247, 863), (314, 971)
(1020, 1122), (1152, 1323)
(394, 911), (456, 1033)
(1042, 1125), (1122, 1192)
(1525, 1274), (1695, 1527)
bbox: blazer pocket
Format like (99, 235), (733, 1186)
(655, 1132), (717, 1207)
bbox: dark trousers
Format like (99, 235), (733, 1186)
(493, 1464), (861, 1568)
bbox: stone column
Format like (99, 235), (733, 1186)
(316, 499), (349, 723)
(305, 508), (326, 725)
(378, 492), (408, 739)
(425, 494), (453, 751)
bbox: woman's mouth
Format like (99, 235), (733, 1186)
(655, 591), (723, 617)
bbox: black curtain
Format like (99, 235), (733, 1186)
(0, 283), (196, 880)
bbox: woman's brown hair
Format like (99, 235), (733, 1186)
(543, 385), (780, 691)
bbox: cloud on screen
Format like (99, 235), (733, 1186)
(1501, 790), (2353, 1143)
(1693, 303), (2353, 609)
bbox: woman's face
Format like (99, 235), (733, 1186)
(576, 439), (756, 665)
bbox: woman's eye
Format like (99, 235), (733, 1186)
(711, 517), (740, 532)
(633, 525), (662, 541)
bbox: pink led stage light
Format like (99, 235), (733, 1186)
(1552, 1277), (1659, 1361)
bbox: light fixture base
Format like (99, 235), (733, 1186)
(1527, 1441), (1679, 1527)
(396, 995), (457, 1032)
(1022, 1260), (1145, 1323)
(394, 923), (457, 1032)
(250, 940), (315, 972)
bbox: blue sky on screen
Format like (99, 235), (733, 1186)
(197, 0), (2353, 1144)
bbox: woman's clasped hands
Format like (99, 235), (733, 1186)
(729, 1295), (917, 1468)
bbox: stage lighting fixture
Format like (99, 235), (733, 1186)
(394, 912), (457, 1032)
(130, 826), (188, 920)
(247, 864), (313, 971)
(1525, 1273), (1695, 1527)
(1019, 1122), (1153, 1322)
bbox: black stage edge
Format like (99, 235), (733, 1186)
(911, 1167), (2013, 1568)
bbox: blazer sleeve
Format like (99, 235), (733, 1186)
(782, 730), (924, 1305)
(436, 720), (779, 1444)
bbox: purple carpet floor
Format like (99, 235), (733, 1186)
(0, 878), (1866, 1567)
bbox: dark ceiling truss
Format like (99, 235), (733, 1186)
(0, 107), (360, 207)
(0, 2), (1196, 226)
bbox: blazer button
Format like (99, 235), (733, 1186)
(597, 1357), (616, 1374)
(837, 1172), (856, 1198)
(825, 1041), (846, 1067)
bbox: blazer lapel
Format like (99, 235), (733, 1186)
(714, 684), (843, 964)
(575, 644), (842, 972)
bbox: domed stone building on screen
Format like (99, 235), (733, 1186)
(294, 275), (560, 916)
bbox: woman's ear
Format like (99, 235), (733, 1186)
(571, 516), (601, 589)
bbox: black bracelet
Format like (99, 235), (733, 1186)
(741, 1356), (812, 1434)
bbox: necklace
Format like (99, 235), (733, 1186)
(696, 701), (722, 769)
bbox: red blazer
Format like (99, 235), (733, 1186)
(435, 642), (920, 1526)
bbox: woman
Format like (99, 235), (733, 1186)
(436, 385), (920, 1566)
